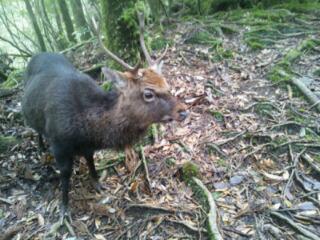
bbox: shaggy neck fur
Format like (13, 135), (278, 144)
(83, 91), (148, 150)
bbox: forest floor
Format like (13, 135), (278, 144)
(1, 3), (320, 240)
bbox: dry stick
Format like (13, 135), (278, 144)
(165, 219), (208, 234)
(301, 154), (320, 175)
(291, 77), (320, 112)
(270, 212), (320, 240)
(140, 145), (152, 193)
(192, 177), (223, 240)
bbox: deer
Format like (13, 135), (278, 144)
(22, 12), (188, 220)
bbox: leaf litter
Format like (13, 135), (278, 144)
(1, 5), (320, 240)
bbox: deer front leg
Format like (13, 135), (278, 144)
(84, 152), (106, 192)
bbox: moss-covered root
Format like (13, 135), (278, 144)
(193, 177), (223, 240)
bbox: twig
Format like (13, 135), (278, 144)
(301, 154), (320, 175)
(64, 219), (76, 236)
(192, 177), (223, 240)
(222, 226), (251, 238)
(270, 211), (319, 240)
(165, 218), (208, 234)
(206, 143), (227, 158)
(140, 145), (152, 193)
(243, 143), (275, 160)
(179, 51), (191, 66)
(214, 131), (246, 146)
(126, 203), (183, 215)
(0, 197), (14, 205)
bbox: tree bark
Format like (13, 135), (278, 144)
(100, 0), (139, 66)
(23, 0), (46, 51)
(57, 0), (76, 43)
(70, 0), (91, 41)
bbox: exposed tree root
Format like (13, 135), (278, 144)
(270, 211), (320, 240)
(192, 177), (223, 240)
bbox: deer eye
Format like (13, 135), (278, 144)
(143, 89), (155, 102)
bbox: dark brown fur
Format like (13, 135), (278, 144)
(22, 53), (187, 214)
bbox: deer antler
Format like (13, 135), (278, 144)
(137, 12), (168, 67)
(92, 17), (139, 72)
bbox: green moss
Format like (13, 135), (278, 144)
(182, 161), (200, 183)
(268, 66), (292, 83)
(300, 38), (320, 52)
(246, 39), (264, 50)
(0, 136), (19, 154)
(283, 49), (301, 63)
(209, 110), (224, 122)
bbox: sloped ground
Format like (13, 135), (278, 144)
(1, 4), (320, 240)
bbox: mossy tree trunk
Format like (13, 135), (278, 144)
(70, 0), (91, 41)
(57, 0), (76, 43)
(23, 0), (46, 52)
(100, 0), (140, 67)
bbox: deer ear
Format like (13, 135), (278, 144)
(101, 67), (127, 89)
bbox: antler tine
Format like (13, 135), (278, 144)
(92, 17), (136, 71)
(155, 44), (168, 65)
(137, 12), (154, 66)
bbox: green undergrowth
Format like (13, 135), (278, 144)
(0, 69), (24, 89)
(204, 3), (320, 50)
(0, 136), (19, 154)
(268, 38), (320, 84)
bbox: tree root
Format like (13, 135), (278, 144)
(192, 177), (223, 240)
(270, 211), (320, 240)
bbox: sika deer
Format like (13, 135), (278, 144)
(22, 13), (187, 218)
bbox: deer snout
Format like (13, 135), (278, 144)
(172, 102), (188, 122)
(177, 110), (188, 121)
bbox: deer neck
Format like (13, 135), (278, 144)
(85, 93), (148, 150)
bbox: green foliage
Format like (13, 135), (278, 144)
(151, 37), (173, 50)
(268, 38), (320, 83)
(1, 69), (24, 89)
(182, 161), (200, 183)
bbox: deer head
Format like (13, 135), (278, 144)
(96, 12), (188, 127)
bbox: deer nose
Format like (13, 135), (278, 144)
(178, 110), (188, 121)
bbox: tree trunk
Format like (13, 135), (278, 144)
(57, 0), (76, 43)
(54, 1), (64, 34)
(100, 0), (139, 66)
(70, 0), (91, 41)
(23, 0), (46, 51)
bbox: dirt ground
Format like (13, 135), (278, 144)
(1, 5), (320, 240)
